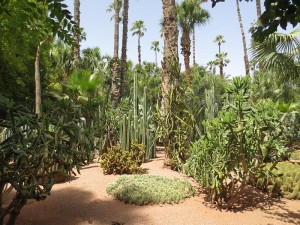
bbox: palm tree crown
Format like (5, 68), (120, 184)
(214, 35), (225, 54)
(131, 20), (146, 37)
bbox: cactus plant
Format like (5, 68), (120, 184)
(204, 87), (218, 121)
(259, 161), (300, 199)
(119, 72), (156, 159)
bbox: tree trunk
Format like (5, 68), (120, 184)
(120, 0), (129, 99)
(236, 0), (250, 75)
(111, 0), (120, 106)
(35, 42), (43, 117)
(5, 195), (27, 225)
(220, 62), (223, 78)
(73, 0), (80, 60)
(181, 28), (191, 80)
(161, 0), (179, 164)
(192, 27), (196, 66)
(155, 50), (158, 67)
(138, 35), (141, 65)
(255, 0), (261, 18)
(255, 0), (262, 71)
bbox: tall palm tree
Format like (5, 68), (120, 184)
(131, 20), (146, 65)
(73, 0), (80, 60)
(215, 52), (230, 77)
(214, 35), (225, 54)
(120, 0), (129, 99)
(213, 35), (225, 76)
(236, 0), (250, 75)
(111, 0), (120, 106)
(251, 29), (300, 81)
(150, 41), (160, 67)
(177, 0), (210, 80)
(191, 0), (210, 66)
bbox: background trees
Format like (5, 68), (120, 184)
(176, 0), (210, 79)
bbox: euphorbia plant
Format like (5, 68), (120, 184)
(186, 77), (288, 209)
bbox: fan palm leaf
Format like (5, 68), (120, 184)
(251, 29), (300, 80)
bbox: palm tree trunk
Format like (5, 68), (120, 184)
(192, 27), (196, 66)
(255, 0), (261, 18)
(236, 0), (250, 75)
(138, 35), (141, 64)
(161, 0), (179, 164)
(35, 42), (43, 117)
(220, 62), (223, 78)
(181, 28), (191, 80)
(161, 0), (179, 110)
(111, 0), (120, 106)
(255, 0), (262, 71)
(73, 0), (80, 60)
(155, 50), (158, 67)
(120, 0), (129, 99)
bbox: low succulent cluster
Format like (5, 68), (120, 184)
(106, 175), (195, 205)
(256, 162), (300, 199)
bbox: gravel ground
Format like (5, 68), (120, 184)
(7, 151), (300, 225)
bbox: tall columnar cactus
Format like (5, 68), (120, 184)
(204, 87), (218, 120)
(119, 72), (156, 159)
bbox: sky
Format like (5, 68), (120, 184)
(64, 0), (297, 76)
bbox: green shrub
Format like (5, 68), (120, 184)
(290, 151), (300, 160)
(106, 175), (195, 205)
(100, 142), (145, 174)
(259, 161), (300, 199)
(186, 77), (288, 209)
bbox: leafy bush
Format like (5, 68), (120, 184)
(106, 175), (195, 205)
(186, 77), (288, 209)
(256, 162), (300, 199)
(100, 142), (145, 174)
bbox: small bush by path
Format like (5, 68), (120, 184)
(106, 175), (195, 205)
(290, 151), (300, 160)
(256, 161), (300, 199)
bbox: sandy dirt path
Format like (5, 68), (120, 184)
(9, 151), (300, 225)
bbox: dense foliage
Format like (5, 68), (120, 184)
(106, 175), (195, 205)
(186, 77), (290, 208)
(1, 0), (300, 223)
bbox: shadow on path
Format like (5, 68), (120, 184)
(16, 187), (146, 225)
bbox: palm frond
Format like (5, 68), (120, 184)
(251, 29), (300, 80)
